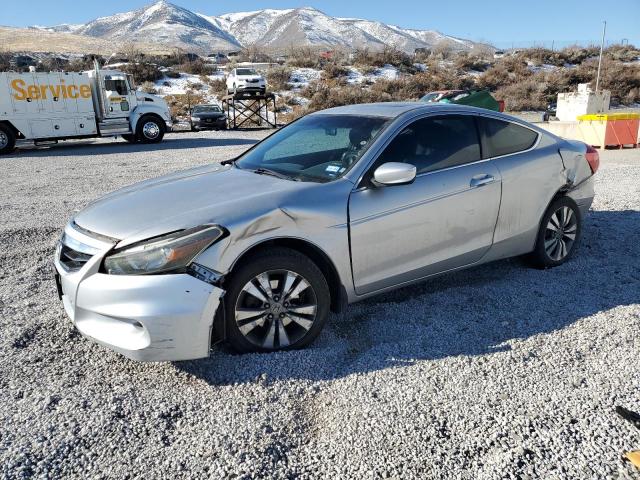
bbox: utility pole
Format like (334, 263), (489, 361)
(595, 21), (607, 92)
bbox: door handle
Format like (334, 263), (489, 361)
(470, 174), (495, 187)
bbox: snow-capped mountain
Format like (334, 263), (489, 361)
(206, 7), (386, 51)
(36, 1), (484, 54)
(38, 1), (241, 52)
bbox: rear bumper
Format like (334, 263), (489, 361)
(54, 224), (224, 362)
(567, 176), (596, 217)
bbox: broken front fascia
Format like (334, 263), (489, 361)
(55, 222), (226, 362)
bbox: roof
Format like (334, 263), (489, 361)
(313, 102), (475, 118)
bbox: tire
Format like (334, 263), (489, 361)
(135, 115), (165, 144)
(529, 196), (582, 269)
(224, 247), (330, 353)
(0, 124), (16, 155)
(122, 134), (137, 143)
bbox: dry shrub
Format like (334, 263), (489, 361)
(322, 62), (349, 80)
(266, 66), (293, 91)
(453, 53), (491, 72)
(519, 48), (566, 67)
(286, 47), (322, 68)
(139, 81), (157, 94)
(492, 57), (640, 110)
(178, 59), (215, 75)
(304, 83), (392, 113)
(353, 47), (416, 73)
(120, 62), (162, 83)
(559, 46), (599, 64)
(495, 79), (547, 111)
(0, 52), (11, 71)
(371, 69), (475, 101)
(605, 44), (640, 62)
(205, 78), (228, 97)
(163, 93), (208, 120)
(164, 69), (181, 79)
(476, 57), (532, 91)
(575, 58), (640, 104)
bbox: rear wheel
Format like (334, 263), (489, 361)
(0, 124), (16, 154)
(225, 248), (330, 353)
(136, 116), (165, 144)
(529, 196), (582, 268)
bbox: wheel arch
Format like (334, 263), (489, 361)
(131, 109), (167, 133)
(224, 237), (347, 314)
(533, 185), (580, 250)
(0, 120), (23, 139)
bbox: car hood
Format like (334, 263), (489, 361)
(73, 164), (306, 247)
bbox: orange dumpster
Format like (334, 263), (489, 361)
(576, 113), (640, 149)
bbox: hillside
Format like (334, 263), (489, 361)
(0, 26), (171, 55)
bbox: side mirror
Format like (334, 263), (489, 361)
(372, 162), (416, 186)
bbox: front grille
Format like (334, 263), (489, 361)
(246, 79), (259, 83)
(57, 230), (102, 273)
(59, 244), (93, 272)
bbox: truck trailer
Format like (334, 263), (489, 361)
(0, 63), (172, 154)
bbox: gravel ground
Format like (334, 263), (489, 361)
(1, 132), (639, 479)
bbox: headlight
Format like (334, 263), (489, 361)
(103, 225), (225, 275)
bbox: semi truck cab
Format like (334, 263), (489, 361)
(0, 63), (172, 154)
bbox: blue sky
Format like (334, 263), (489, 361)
(3, 0), (639, 47)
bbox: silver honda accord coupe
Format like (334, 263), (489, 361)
(54, 103), (599, 361)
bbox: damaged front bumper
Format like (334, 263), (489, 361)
(54, 224), (224, 362)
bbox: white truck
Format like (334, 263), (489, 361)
(0, 62), (172, 154)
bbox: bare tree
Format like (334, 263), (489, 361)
(431, 40), (455, 60)
(120, 42), (143, 63)
(0, 45), (12, 71)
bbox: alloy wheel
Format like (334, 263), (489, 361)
(234, 270), (318, 350)
(544, 206), (577, 261)
(142, 121), (160, 139)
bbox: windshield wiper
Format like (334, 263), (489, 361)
(252, 168), (299, 181)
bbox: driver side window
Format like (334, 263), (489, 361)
(375, 115), (481, 176)
(104, 79), (128, 96)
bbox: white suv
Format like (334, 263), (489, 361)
(226, 68), (267, 95)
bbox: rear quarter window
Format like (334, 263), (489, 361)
(480, 118), (538, 158)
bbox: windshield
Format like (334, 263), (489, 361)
(235, 114), (390, 182)
(237, 68), (258, 76)
(193, 105), (222, 113)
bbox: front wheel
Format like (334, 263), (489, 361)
(529, 196), (582, 268)
(224, 248), (330, 353)
(0, 124), (16, 155)
(136, 116), (165, 144)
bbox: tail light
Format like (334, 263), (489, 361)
(497, 100), (505, 112)
(585, 145), (600, 174)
